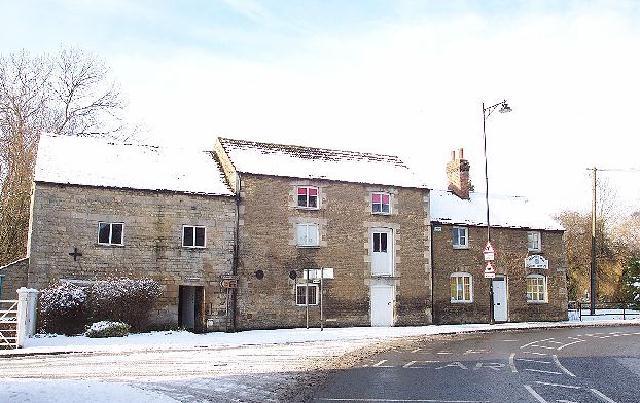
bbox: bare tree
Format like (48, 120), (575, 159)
(0, 47), (128, 265)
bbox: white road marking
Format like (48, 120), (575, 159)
(473, 362), (504, 371)
(403, 361), (417, 368)
(534, 381), (581, 390)
(502, 339), (518, 342)
(403, 360), (440, 368)
(435, 362), (467, 370)
(556, 400), (578, 403)
(525, 368), (562, 375)
(552, 355), (576, 377)
(516, 358), (552, 364)
(372, 360), (393, 368)
(464, 349), (487, 355)
(525, 352), (548, 356)
(557, 339), (584, 351)
(521, 338), (555, 349)
(436, 352), (453, 355)
(318, 399), (490, 402)
(509, 353), (518, 373)
(524, 385), (548, 403)
(547, 341), (565, 344)
(411, 348), (421, 353)
(590, 388), (618, 403)
(529, 345), (559, 350)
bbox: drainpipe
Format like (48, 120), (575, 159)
(230, 172), (241, 332)
(430, 222), (435, 325)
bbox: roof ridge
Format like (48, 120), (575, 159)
(217, 136), (407, 165)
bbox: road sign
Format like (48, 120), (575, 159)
(484, 261), (496, 278)
(483, 242), (495, 261)
(220, 279), (238, 289)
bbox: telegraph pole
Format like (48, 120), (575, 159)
(590, 168), (597, 316)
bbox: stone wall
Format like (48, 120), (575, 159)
(0, 257), (29, 300)
(233, 173), (431, 330)
(432, 224), (568, 324)
(28, 182), (236, 331)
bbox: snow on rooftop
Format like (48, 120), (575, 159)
(430, 189), (564, 231)
(218, 137), (428, 189)
(35, 135), (233, 196)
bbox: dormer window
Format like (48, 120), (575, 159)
(371, 192), (390, 214)
(297, 186), (318, 209)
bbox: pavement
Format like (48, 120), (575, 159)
(311, 325), (640, 403)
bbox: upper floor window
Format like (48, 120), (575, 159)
(297, 186), (319, 209)
(452, 226), (468, 249)
(450, 272), (473, 302)
(527, 231), (541, 252)
(183, 225), (206, 248)
(371, 192), (390, 214)
(98, 222), (123, 246)
(296, 223), (319, 247)
(526, 275), (547, 303)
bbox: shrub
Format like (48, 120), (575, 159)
(88, 278), (161, 331)
(39, 282), (88, 335)
(85, 321), (130, 338)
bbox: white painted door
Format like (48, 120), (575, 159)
(493, 277), (508, 322)
(370, 285), (394, 326)
(371, 228), (393, 276)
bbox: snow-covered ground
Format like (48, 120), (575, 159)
(2, 319), (639, 402)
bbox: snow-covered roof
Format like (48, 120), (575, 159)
(430, 189), (564, 231)
(218, 137), (428, 189)
(35, 135), (233, 196)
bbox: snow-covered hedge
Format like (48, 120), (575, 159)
(88, 278), (161, 331)
(39, 282), (88, 335)
(85, 321), (130, 338)
(623, 259), (640, 309)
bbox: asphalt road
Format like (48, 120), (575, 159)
(311, 325), (640, 403)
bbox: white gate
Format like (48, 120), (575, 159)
(0, 299), (18, 349)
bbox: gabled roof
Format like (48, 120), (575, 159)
(217, 137), (428, 189)
(35, 134), (233, 196)
(430, 189), (564, 231)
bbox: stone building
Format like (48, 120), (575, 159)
(430, 149), (568, 324)
(213, 138), (432, 329)
(8, 134), (237, 332)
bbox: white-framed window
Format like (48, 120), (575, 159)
(98, 222), (123, 246)
(296, 223), (320, 247)
(183, 225), (206, 248)
(526, 275), (547, 303)
(297, 186), (319, 209)
(296, 283), (319, 305)
(450, 272), (473, 302)
(527, 231), (541, 252)
(452, 226), (468, 249)
(371, 192), (391, 214)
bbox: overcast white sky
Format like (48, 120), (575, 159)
(3, 0), (640, 217)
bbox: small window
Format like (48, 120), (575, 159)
(452, 227), (468, 249)
(526, 275), (547, 302)
(296, 283), (319, 305)
(371, 192), (390, 214)
(296, 223), (320, 247)
(527, 231), (541, 252)
(450, 272), (473, 302)
(297, 186), (319, 209)
(372, 232), (388, 253)
(98, 222), (123, 246)
(183, 225), (206, 248)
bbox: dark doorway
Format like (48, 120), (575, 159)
(178, 285), (205, 333)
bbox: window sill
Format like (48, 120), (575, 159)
(371, 212), (391, 216)
(297, 245), (321, 249)
(453, 245), (469, 250)
(182, 246), (207, 249)
(527, 300), (548, 304)
(296, 303), (319, 307)
(371, 273), (395, 278)
(450, 300), (473, 304)
(296, 206), (320, 211)
(528, 249), (542, 253)
(96, 243), (124, 247)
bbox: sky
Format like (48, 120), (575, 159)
(3, 0), (640, 217)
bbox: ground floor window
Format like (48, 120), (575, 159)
(450, 272), (473, 302)
(526, 275), (547, 302)
(296, 283), (319, 305)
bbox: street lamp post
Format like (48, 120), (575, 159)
(482, 99), (511, 325)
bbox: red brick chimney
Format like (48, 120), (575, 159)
(446, 148), (470, 199)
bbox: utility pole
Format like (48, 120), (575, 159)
(590, 167), (597, 316)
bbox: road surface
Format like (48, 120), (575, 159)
(312, 325), (640, 403)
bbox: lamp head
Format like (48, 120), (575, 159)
(499, 102), (512, 113)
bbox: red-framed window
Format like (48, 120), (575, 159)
(371, 192), (390, 214)
(297, 186), (319, 209)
